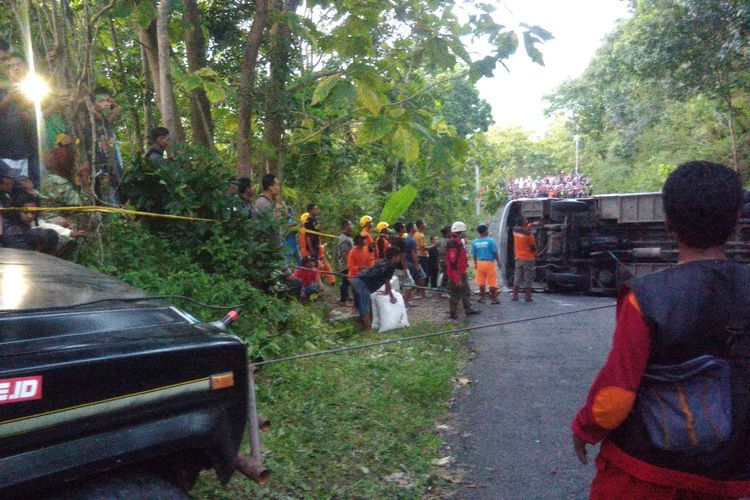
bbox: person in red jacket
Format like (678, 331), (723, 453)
(445, 221), (480, 320)
(571, 161), (750, 499)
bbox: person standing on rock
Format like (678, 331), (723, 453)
(446, 221), (480, 319)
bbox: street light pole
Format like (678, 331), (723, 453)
(475, 162), (481, 216)
(574, 134), (580, 175)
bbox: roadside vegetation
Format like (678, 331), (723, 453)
(191, 321), (465, 498)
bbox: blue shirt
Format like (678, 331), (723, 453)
(471, 237), (498, 261)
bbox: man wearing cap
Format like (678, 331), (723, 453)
(472, 224), (501, 304)
(360, 215), (376, 265)
(446, 221), (480, 319)
(375, 221), (391, 260)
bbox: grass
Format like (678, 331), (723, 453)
(190, 320), (465, 498)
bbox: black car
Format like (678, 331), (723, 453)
(0, 248), (250, 498)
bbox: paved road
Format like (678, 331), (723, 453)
(447, 292), (616, 499)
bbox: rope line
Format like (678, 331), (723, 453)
(0, 205), (217, 222)
(252, 303), (615, 367)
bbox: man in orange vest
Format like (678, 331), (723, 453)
(512, 216), (537, 302)
(359, 215), (376, 265)
(375, 221), (391, 260)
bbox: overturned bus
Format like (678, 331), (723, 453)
(492, 192), (750, 294)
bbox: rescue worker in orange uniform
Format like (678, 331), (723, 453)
(359, 215), (376, 265)
(512, 216), (537, 302)
(375, 221), (391, 260)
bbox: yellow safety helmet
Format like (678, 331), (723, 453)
(300, 212), (310, 223)
(376, 221), (389, 232)
(359, 215), (373, 227)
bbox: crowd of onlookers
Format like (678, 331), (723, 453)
(505, 172), (591, 200)
(0, 36), (171, 254)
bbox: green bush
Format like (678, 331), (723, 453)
(72, 148), (325, 360)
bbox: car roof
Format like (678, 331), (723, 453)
(0, 248), (147, 312)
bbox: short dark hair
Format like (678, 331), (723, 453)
(441, 225), (451, 237)
(341, 219), (352, 228)
(477, 224), (488, 234)
(416, 219), (425, 229)
(261, 173), (277, 191)
(353, 234), (365, 245)
(93, 86), (111, 97)
(663, 161), (743, 249)
(393, 222), (405, 233)
(0, 38), (9, 52)
(306, 203), (317, 211)
(237, 177), (251, 194)
(13, 192), (39, 208)
(301, 256), (315, 266)
(405, 222), (415, 233)
(386, 247), (401, 258)
(149, 127), (170, 143)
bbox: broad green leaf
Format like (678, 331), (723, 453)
(523, 32), (545, 66)
(311, 75), (340, 106)
(388, 107), (406, 118)
(378, 184), (418, 224)
(391, 126), (419, 162)
(356, 116), (395, 145)
(326, 80), (356, 110)
(194, 67), (220, 78)
(355, 79), (384, 115)
(180, 73), (202, 92)
(203, 81), (226, 103)
(496, 31), (519, 59)
(521, 23), (554, 42)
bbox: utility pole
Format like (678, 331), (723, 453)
(475, 162), (481, 216)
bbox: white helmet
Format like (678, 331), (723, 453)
(451, 221), (467, 233)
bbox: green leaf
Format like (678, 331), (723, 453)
(356, 116), (395, 145)
(355, 79), (384, 115)
(203, 81), (226, 103)
(391, 126), (419, 162)
(311, 74), (340, 106)
(521, 24), (554, 42)
(378, 184), (418, 224)
(180, 73), (203, 92)
(134, 0), (157, 28)
(523, 31), (545, 66)
(496, 31), (519, 59)
(379, 185), (418, 223)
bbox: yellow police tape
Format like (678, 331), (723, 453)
(0, 205), (341, 238)
(0, 205), (216, 222)
(295, 227), (338, 239)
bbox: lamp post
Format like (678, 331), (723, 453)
(574, 134), (580, 175)
(475, 162), (481, 216)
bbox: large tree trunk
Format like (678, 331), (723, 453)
(182, 0), (214, 149)
(138, 18), (162, 114)
(262, 0), (299, 176)
(156, 0), (185, 144)
(140, 40), (154, 152)
(109, 19), (143, 155)
(236, 0), (270, 180)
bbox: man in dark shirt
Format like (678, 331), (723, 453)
(145, 127), (170, 165)
(0, 55), (38, 187)
(350, 247), (401, 330)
